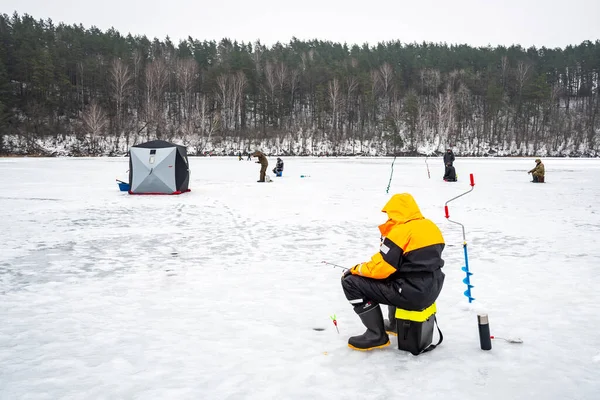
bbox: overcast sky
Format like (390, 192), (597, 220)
(3, 0), (600, 49)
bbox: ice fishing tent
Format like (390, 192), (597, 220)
(128, 140), (191, 195)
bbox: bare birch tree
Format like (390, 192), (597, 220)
(276, 62), (287, 92)
(83, 100), (108, 153)
(435, 84), (455, 148)
(175, 59), (198, 120)
(233, 71), (248, 129)
(379, 62), (394, 100)
(300, 52), (308, 72)
(109, 58), (132, 146)
(216, 74), (230, 131)
(264, 61), (277, 125)
(191, 94), (217, 154)
(289, 69), (300, 126)
(454, 83), (472, 144)
(176, 59), (198, 139)
(328, 78), (341, 132)
(131, 49), (143, 113)
(420, 69), (441, 98)
(516, 61), (531, 96)
(370, 69), (381, 123)
(345, 76), (359, 133)
(275, 62), (288, 126)
(390, 98), (405, 152)
(370, 69), (381, 97)
(145, 58), (169, 138)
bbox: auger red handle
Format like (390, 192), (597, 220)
(444, 173), (474, 218)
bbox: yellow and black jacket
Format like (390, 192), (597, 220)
(350, 193), (445, 309)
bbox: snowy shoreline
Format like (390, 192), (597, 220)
(3, 133), (598, 158)
(2, 154), (599, 159)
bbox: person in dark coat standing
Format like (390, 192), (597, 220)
(252, 150), (269, 182)
(341, 193), (445, 351)
(443, 149), (455, 180)
(443, 149), (455, 166)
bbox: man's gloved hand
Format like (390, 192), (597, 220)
(343, 263), (362, 279)
(342, 268), (352, 279)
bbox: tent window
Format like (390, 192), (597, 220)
(150, 150), (156, 154)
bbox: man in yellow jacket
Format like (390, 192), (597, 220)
(341, 193), (446, 351)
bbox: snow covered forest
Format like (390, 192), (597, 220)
(0, 13), (599, 157)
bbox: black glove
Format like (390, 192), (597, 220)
(342, 268), (352, 279)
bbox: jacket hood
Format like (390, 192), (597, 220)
(378, 194), (424, 235)
(535, 158), (541, 163)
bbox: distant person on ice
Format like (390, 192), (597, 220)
(443, 148), (455, 180)
(272, 157), (284, 176)
(341, 193), (446, 351)
(252, 150), (269, 182)
(443, 163), (457, 182)
(528, 159), (545, 182)
(443, 148), (455, 166)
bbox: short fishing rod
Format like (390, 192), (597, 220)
(321, 261), (349, 271)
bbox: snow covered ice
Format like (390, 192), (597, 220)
(1, 156), (599, 400)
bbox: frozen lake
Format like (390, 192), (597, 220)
(1, 156), (599, 399)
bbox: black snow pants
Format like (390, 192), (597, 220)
(341, 270), (445, 312)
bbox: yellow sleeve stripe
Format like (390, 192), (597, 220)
(354, 252), (397, 280)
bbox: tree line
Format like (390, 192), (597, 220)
(0, 12), (599, 156)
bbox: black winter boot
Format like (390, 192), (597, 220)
(348, 304), (390, 351)
(384, 305), (397, 336)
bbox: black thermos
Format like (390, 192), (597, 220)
(478, 314), (492, 350)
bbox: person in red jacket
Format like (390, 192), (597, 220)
(341, 193), (446, 351)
